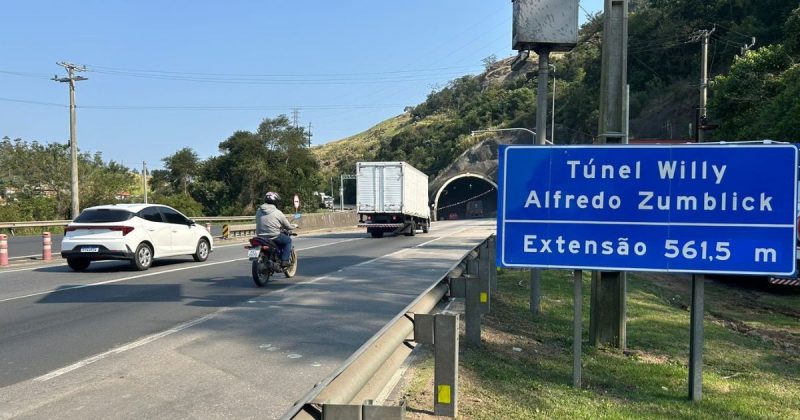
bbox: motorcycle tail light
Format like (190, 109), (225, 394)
(248, 238), (262, 247)
(261, 245), (270, 250)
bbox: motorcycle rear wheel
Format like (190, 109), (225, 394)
(284, 249), (298, 278)
(252, 255), (271, 287)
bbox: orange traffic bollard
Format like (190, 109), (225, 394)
(42, 232), (52, 261)
(0, 234), (8, 266)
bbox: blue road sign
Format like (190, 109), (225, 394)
(496, 144), (798, 275)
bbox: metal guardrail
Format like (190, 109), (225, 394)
(0, 216), (251, 230)
(283, 235), (496, 419)
(0, 220), (72, 229)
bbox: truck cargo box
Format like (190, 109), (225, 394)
(356, 161), (429, 218)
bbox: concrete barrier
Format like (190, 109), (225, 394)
(224, 211), (358, 239)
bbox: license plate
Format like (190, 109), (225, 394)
(81, 246), (99, 253)
(247, 249), (260, 259)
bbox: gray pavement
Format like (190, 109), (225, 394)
(0, 220), (494, 419)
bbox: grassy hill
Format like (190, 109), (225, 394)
(312, 1), (800, 195)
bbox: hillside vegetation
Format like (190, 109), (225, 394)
(314, 0), (800, 187)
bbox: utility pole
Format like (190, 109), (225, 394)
(694, 27), (715, 142)
(142, 161), (148, 203)
(590, 0), (628, 349)
(307, 122), (313, 147)
(551, 64), (556, 144)
(53, 62), (87, 220)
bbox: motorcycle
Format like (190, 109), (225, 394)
(246, 227), (298, 287)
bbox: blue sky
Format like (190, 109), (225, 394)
(1, 1), (603, 170)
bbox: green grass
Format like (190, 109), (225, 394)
(404, 270), (800, 419)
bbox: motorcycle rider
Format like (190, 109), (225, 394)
(255, 191), (294, 267)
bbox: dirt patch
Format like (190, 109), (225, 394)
(634, 272), (800, 357)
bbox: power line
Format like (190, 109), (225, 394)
(0, 97), (404, 110)
(84, 64), (484, 77)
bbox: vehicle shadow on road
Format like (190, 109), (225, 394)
(33, 258), (205, 273)
(35, 283), (183, 303)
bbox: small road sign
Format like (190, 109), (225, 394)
(293, 194), (301, 210)
(496, 144), (798, 275)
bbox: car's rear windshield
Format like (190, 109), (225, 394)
(73, 209), (134, 223)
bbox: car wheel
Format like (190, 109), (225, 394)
(67, 258), (90, 271)
(193, 238), (210, 262)
(131, 243), (153, 271)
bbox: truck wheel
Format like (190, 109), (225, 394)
(405, 220), (416, 236)
(370, 229), (384, 238)
(422, 221), (430, 233)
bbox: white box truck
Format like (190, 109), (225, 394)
(356, 161), (431, 238)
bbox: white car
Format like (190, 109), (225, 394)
(61, 203), (213, 271)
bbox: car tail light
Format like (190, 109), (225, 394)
(64, 225), (134, 235)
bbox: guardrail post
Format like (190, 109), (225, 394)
(362, 400), (405, 419)
(42, 232), (52, 261)
(322, 403), (361, 419)
(205, 223), (212, 233)
(222, 224), (230, 240)
(488, 235), (497, 293)
(0, 234), (8, 266)
(434, 313), (458, 418)
(465, 274), (489, 346)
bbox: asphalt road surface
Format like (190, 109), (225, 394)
(0, 219), (494, 419)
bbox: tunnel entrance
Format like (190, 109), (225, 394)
(433, 174), (497, 221)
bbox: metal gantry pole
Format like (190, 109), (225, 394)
(529, 45), (551, 315)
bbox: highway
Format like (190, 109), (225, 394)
(0, 219), (494, 419)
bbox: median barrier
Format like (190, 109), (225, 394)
(223, 211), (359, 239)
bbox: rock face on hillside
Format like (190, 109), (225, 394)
(428, 133), (527, 198)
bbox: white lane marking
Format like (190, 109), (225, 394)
(0, 237), (363, 304)
(26, 224), (485, 382)
(34, 313), (216, 382)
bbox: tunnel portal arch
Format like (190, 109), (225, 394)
(432, 173), (498, 221)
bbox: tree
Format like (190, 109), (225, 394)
(193, 115), (322, 215)
(162, 147), (200, 196)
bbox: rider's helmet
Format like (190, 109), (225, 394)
(264, 191), (281, 205)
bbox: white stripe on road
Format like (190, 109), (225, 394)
(34, 313), (216, 382)
(28, 228), (477, 382)
(0, 237), (364, 304)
